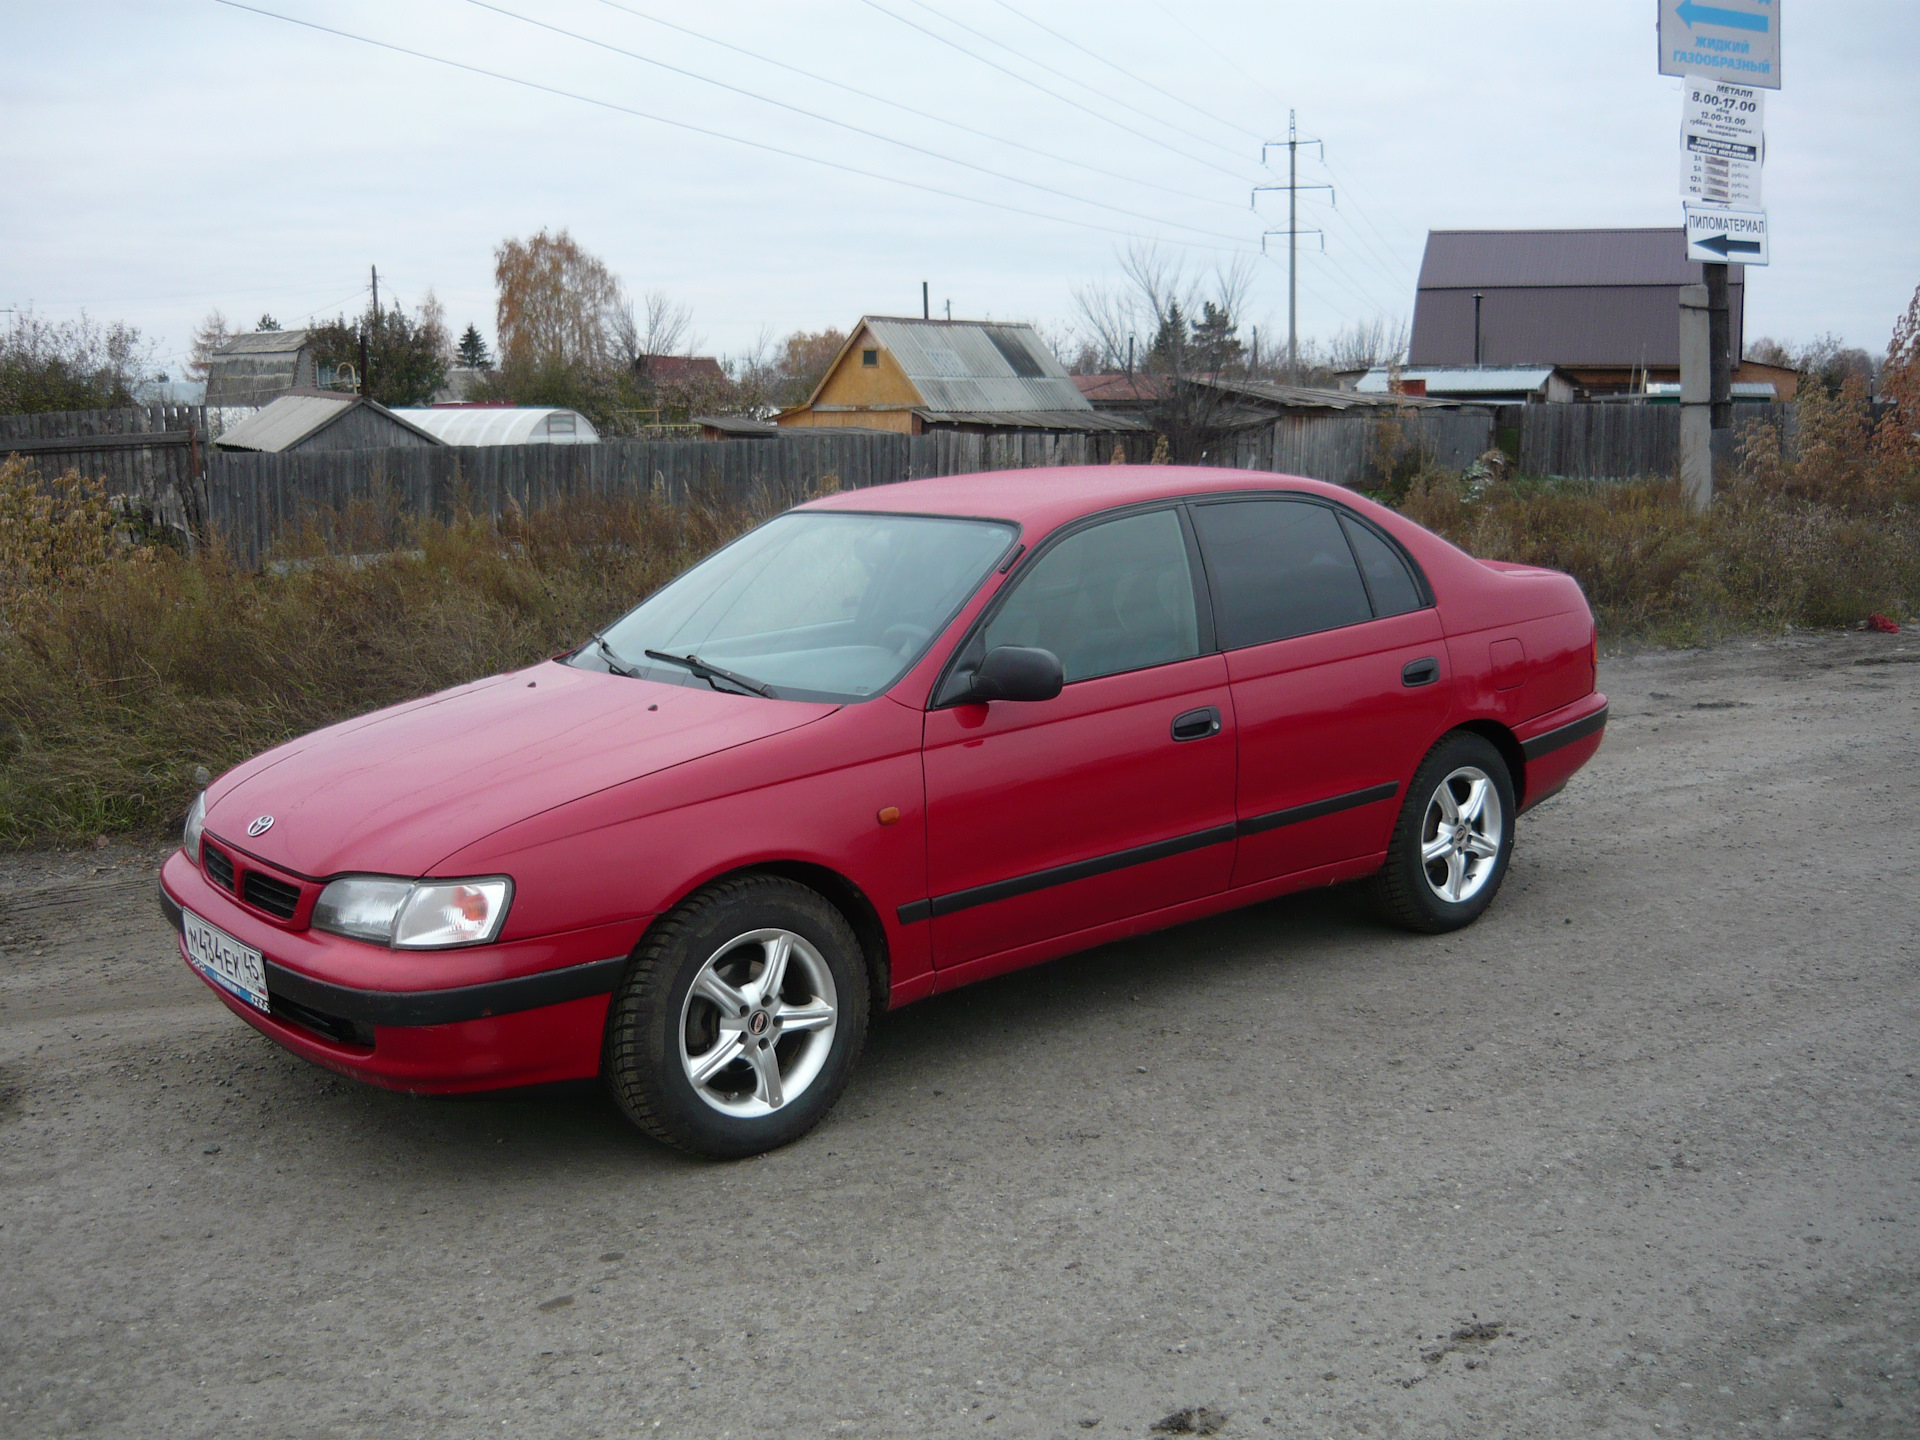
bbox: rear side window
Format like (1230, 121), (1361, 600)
(1190, 499), (1372, 649)
(984, 508), (1199, 682)
(1339, 514), (1424, 618)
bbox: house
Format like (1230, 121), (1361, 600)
(1349, 365), (1579, 405)
(210, 391), (444, 453)
(393, 405), (598, 445)
(1409, 229), (1788, 396)
(204, 329), (318, 407)
(777, 317), (1145, 435)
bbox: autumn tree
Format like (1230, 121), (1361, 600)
(493, 229), (623, 372)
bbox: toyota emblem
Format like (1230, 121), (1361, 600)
(247, 815), (275, 837)
(748, 1011), (770, 1036)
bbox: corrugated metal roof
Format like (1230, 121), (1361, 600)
(1190, 377), (1461, 411)
(913, 408), (1147, 432)
(213, 329), (311, 357)
(1352, 366), (1560, 395)
(861, 317), (1092, 415)
(1417, 229), (1743, 288)
(392, 407), (599, 445)
(212, 391), (443, 451)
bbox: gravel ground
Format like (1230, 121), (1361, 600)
(2, 630), (1916, 1439)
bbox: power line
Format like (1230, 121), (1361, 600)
(902, 0), (1255, 170)
(586, 0), (1257, 220)
(856, 0), (1256, 186)
(990, 0), (1265, 146)
(211, 2), (1262, 258)
(460, 0), (1262, 251)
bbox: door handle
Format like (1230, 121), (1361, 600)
(1402, 657), (1440, 688)
(1171, 706), (1222, 741)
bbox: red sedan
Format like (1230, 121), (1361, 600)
(160, 467), (1606, 1157)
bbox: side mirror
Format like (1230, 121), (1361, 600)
(969, 645), (1064, 703)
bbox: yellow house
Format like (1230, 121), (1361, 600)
(776, 316), (1144, 436)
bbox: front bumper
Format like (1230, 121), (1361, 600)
(159, 849), (647, 1093)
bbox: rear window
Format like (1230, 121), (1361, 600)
(1190, 499), (1373, 649)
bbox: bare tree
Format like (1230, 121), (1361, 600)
(185, 308), (235, 382)
(1325, 315), (1409, 373)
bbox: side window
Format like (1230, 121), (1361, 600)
(983, 509), (1200, 683)
(1190, 499), (1372, 649)
(1339, 514), (1424, 618)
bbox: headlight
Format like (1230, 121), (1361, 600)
(182, 791), (207, 863)
(312, 875), (513, 948)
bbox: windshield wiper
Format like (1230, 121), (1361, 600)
(644, 649), (776, 698)
(590, 633), (640, 678)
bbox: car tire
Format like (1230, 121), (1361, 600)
(1368, 731), (1516, 934)
(602, 874), (869, 1159)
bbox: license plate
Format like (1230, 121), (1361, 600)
(182, 909), (271, 1013)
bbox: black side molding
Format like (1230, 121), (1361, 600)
(896, 823), (1237, 925)
(1521, 704), (1610, 762)
(159, 880), (184, 933)
(1236, 782), (1399, 839)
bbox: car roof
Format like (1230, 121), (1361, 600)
(799, 464), (1353, 536)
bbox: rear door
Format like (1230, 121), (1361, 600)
(921, 507), (1237, 969)
(1188, 497), (1451, 888)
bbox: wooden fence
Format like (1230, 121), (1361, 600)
(1516, 402), (1793, 480)
(0, 403), (207, 533)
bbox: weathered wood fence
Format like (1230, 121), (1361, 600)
(0, 404), (207, 532)
(4, 400), (1806, 570)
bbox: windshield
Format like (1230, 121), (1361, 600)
(576, 510), (1017, 702)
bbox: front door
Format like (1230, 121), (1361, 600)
(922, 507), (1237, 969)
(1187, 496), (1453, 887)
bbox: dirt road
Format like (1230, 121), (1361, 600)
(3, 631), (1916, 1438)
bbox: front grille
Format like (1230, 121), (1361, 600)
(203, 843), (235, 892)
(242, 870), (302, 920)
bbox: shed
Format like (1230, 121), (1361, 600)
(1184, 376), (1477, 427)
(777, 317), (1145, 435)
(210, 391), (444, 453)
(391, 406), (598, 445)
(204, 329), (318, 407)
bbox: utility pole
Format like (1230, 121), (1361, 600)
(361, 264), (379, 400)
(1254, 112), (1332, 383)
(922, 281), (929, 320)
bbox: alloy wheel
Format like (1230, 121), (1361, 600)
(1419, 764), (1505, 904)
(677, 928), (838, 1118)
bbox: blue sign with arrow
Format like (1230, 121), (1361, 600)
(1660, 0), (1780, 89)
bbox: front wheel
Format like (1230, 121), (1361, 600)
(1369, 732), (1515, 933)
(603, 875), (869, 1158)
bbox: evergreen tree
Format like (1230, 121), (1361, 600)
(255, 314), (281, 332)
(1190, 301), (1243, 373)
(456, 324), (493, 372)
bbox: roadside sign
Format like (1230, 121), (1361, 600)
(1659, 0), (1780, 90)
(1684, 203), (1768, 265)
(1680, 77), (1763, 207)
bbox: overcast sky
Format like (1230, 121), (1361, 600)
(4, 1), (1914, 376)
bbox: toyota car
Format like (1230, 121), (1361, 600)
(160, 467), (1607, 1157)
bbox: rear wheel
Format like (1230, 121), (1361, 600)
(1369, 731), (1515, 933)
(603, 875), (869, 1158)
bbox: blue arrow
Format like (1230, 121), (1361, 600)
(1676, 1), (1770, 34)
(1696, 233), (1761, 257)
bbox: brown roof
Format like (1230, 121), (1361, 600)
(1410, 228), (1744, 370)
(636, 354), (727, 384)
(1072, 373), (1173, 404)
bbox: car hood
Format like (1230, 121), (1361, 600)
(204, 662), (837, 878)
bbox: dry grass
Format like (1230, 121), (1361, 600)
(0, 456), (770, 845)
